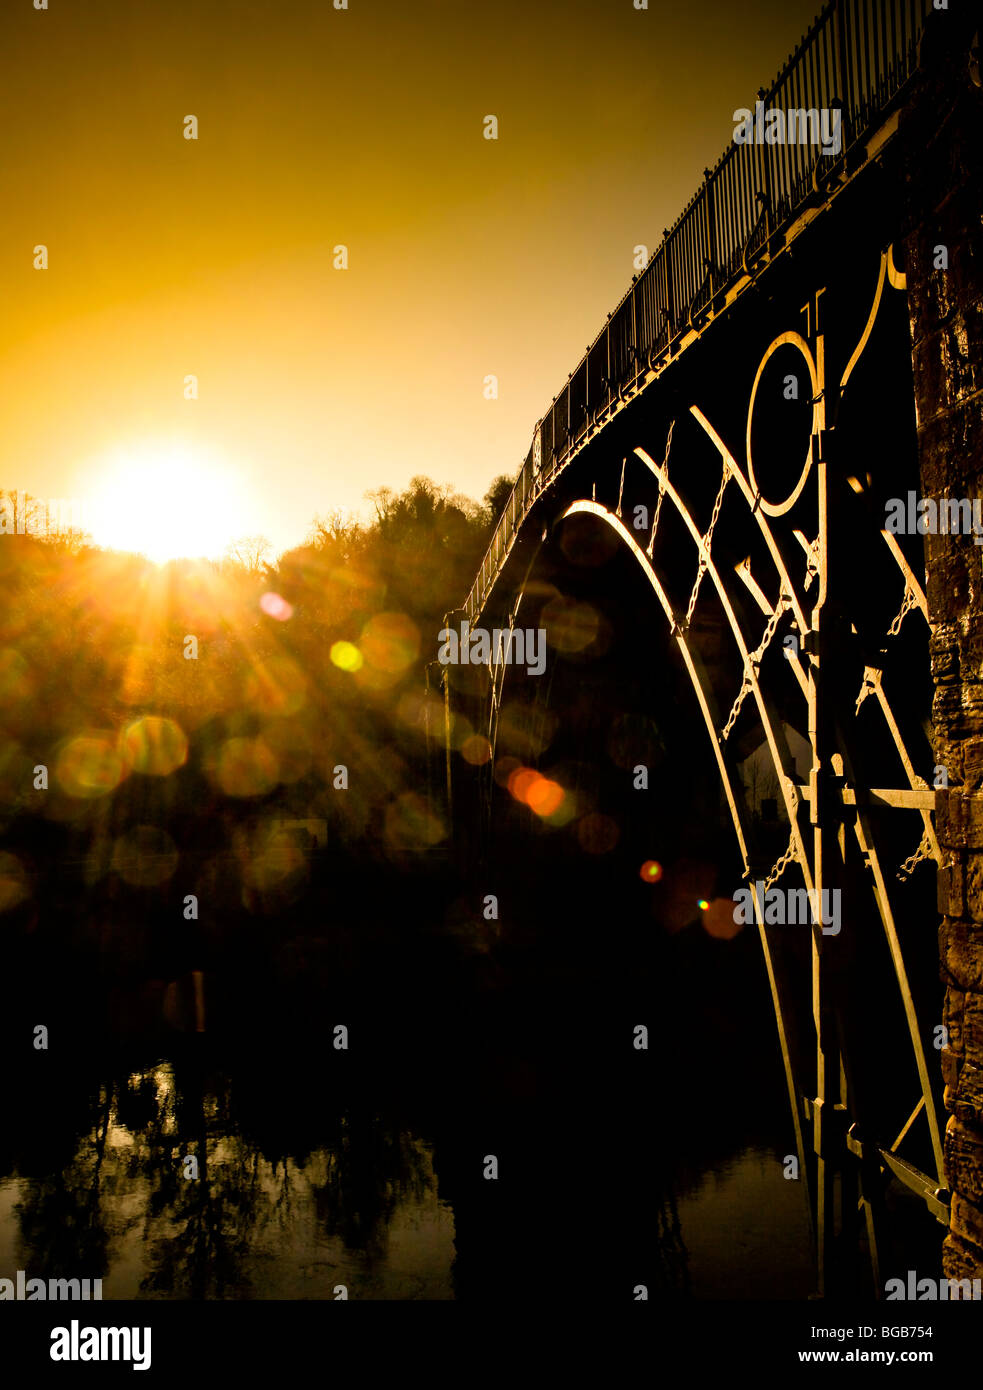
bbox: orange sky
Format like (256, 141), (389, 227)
(1, 0), (819, 559)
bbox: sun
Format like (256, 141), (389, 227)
(86, 442), (253, 563)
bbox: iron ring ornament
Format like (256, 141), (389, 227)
(746, 330), (822, 517)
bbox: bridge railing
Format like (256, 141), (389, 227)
(462, 0), (933, 625)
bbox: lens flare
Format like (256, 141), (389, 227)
(493, 755), (521, 788)
(497, 701), (556, 758)
(639, 859), (663, 883)
(507, 766), (539, 804)
(449, 713), (474, 750)
(0, 649), (34, 704)
(700, 896), (744, 940)
(507, 766), (566, 817)
(541, 595), (600, 653)
(330, 640), (363, 672)
(577, 813), (619, 854)
(243, 654), (307, 716)
(121, 716), (188, 777)
(260, 591), (294, 621)
(0, 852), (31, 914)
(111, 826), (179, 887)
(56, 733), (128, 799)
(360, 612), (419, 675)
(245, 828), (308, 891)
(261, 720), (312, 783)
(461, 735), (492, 765)
(211, 737), (279, 797)
(384, 792), (446, 852)
(525, 776), (564, 817)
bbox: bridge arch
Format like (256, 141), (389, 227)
(445, 240), (947, 1292)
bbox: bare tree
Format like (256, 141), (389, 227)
(306, 509), (364, 558)
(224, 534), (272, 575)
(0, 489), (43, 536)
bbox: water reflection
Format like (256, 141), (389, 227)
(1, 876), (814, 1300)
(674, 1148), (813, 1300)
(3, 1056), (457, 1299)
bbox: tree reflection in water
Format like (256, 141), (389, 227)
(1, 863), (807, 1301)
(3, 988), (700, 1300)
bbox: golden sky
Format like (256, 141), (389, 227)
(1, 0), (819, 560)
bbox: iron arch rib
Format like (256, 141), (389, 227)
(558, 496), (812, 1240)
